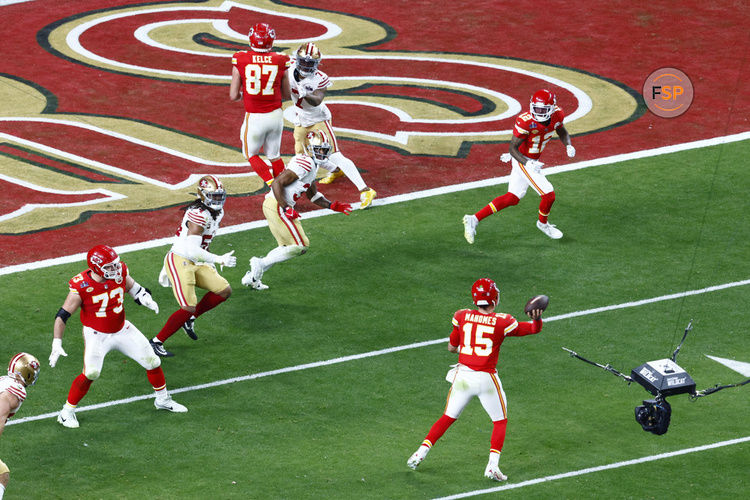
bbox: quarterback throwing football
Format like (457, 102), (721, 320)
(463, 89), (575, 243)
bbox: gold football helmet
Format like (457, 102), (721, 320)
(197, 175), (227, 210)
(8, 352), (40, 387)
(295, 42), (322, 78)
(304, 130), (332, 162)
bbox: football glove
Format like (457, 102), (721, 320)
(284, 206), (301, 220)
(499, 153), (512, 163)
(217, 250), (237, 269)
(330, 201), (352, 215)
(566, 145), (576, 158)
(525, 159), (544, 172)
(133, 286), (159, 314)
(49, 338), (67, 367)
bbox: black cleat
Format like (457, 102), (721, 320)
(149, 339), (174, 357)
(182, 318), (198, 340)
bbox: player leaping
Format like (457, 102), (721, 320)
(463, 89), (575, 243)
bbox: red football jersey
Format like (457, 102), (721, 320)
(512, 107), (565, 160)
(232, 50), (290, 113)
(449, 309), (541, 372)
(68, 263), (129, 333)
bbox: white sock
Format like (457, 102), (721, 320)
(488, 451), (500, 467)
(417, 444), (430, 460)
(154, 388), (169, 401)
(262, 245), (305, 270)
(329, 152), (367, 191)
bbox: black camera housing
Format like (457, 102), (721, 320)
(634, 398), (672, 435)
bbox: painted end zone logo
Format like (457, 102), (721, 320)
(0, 0), (641, 236)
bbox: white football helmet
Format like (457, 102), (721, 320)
(304, 130), (332, 163)
(197, 175), (227, 210)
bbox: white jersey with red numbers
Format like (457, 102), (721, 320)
(512, 106), (565, 160)
(449, 309), (520, 373)
(170, 205), (224, 257)
(0, 375), (26, 418)
(68, 263), (130, 333)
(265, 154), (319, 208)
(289, 64), (333, 127)
(232, 50), (291, 113)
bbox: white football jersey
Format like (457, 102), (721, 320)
(0, 375), (26, 418)
(170, 204), (224, 255)
(289, 64), (333, 127)
(265, 155), (319, 208)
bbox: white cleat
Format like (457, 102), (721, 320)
(154, 397), (188, 413)
(463, 214), (478, 244)
(484, 465), (508, 482)
(407, 451), (424, 470)
(536, 220), (563, 239)
(57, 408), (80, 428)
(241, 257), (269, 290)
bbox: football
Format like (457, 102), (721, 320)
(524, 295), (549, 314)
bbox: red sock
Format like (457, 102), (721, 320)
(475, 193), (519, 221)
(270, 157), (285, 177)
(538, 191), (555, 223)
(248, 155), (273, 184)
(156, 308), (194, 343)
(490, 419), (507, 453)
(66, 373), (93, 406)
(425, 414), (457, 445)
(194, 292), (226, 317)
(147, 367), (166, 391)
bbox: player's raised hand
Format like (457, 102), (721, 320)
(49, 338), (67, 367)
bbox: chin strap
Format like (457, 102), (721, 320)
(690, 378), (750, 399)
(562, 347), (633, 383)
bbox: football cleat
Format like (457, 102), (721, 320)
(536, 220), (563, 239)
(484, 464), (508, 481)
(57, 407), (79, 428)
(359, 188), (377, 209)
(463, 214), (478, 244)
(319, 169), (344, 184)
(149, 339), (174, 358)
(154, 397), (188, 413)
(241, 257), (268, 290)
(407, 451), (424, 470)
(182, 318), (198, 340)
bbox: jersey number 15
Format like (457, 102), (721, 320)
(459, 323), (494, 357)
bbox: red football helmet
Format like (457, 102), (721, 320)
(8, 352), (41, 387)
(248, 22), (275, 52)
(530, 89), (556, 122)
(87, 245), (122, 283)
(472, 278), (499, 307)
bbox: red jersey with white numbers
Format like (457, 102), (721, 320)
(232, 50), (291, 113)
(512, 107), (565, 160)
(68, 263), (129, 333)
(449, 309), (541, 372)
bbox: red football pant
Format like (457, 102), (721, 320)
(424, 414), (457, 445)
(490, 419), (508, 453)
(66, 373), (94, 406)
(475, 193), (519, 221)
(538, 191), (556, 223)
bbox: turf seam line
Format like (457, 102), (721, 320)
(7, 277), (749, 427)
(1, 130), (748, 276)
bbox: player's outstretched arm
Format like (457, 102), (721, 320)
(50, 292), (81, 367)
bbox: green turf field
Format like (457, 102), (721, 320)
(2, 140), (748, 499)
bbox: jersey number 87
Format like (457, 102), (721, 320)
(244, 64), (278, 96)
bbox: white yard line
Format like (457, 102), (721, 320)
(8, 277), (749, 427)
(1, 131), (748, 276)
(433, 436), (750, 499)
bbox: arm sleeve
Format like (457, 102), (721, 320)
(449, 325), (460, 347)
(173, 234), (219, 264)
(513, 319), (543, 336)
